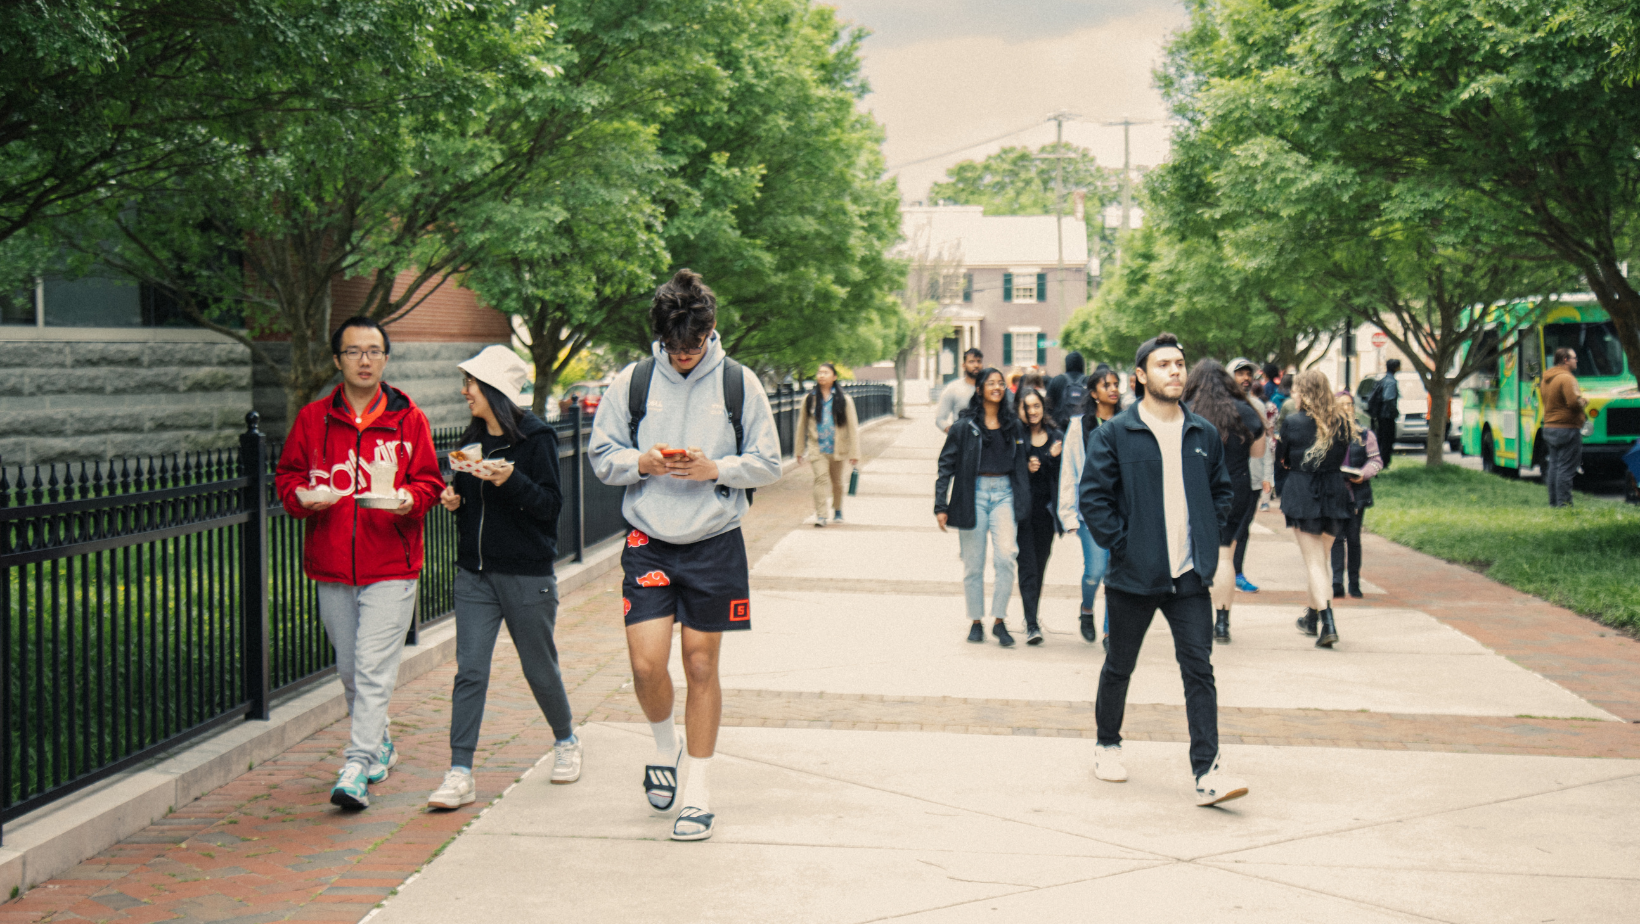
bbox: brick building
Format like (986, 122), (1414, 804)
(1, 269), (514, 465)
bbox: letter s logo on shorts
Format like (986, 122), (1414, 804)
(729, 599), (750, 621)
(627, 529), (649, 548)
(635, 570), (670, 587)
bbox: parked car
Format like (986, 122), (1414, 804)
(1355, 371), (1461, 451)
(558, 380), (609, 419)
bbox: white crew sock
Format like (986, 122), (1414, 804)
(650, 717), (679, 763)
(679, 755), (712, 811)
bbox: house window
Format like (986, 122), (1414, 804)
(1005, 328), (1041, 367)
(1012, 276), (1036, 303)
(1, 282), (36, 325)
(1004, 270), (1046, 303)
(5, 264), (241, 329)
(962, 273), (972, 303)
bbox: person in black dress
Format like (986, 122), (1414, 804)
(1180, 360), (1266, 644)
(1013, 388), (1063, 646)
(1274, 369), (1356, 648)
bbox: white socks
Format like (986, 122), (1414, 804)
(680, 755), (712, 811)
(650, 717), (679, 764)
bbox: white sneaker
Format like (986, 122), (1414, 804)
(1194, 762), (1249, 806)
(428, 768), (476, 809)
(1093, 744), (1128, 782)
(551, 736), (582, 784)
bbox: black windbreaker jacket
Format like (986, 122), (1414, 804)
(453, 412), (562, 575)
(934, 413), (1032, 530)
(1076, 401), (1234, 595)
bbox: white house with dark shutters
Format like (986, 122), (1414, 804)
(885, 204), (1091, 392)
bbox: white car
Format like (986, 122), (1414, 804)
(1355, 372), (1461, 451)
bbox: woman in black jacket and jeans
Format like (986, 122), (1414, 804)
(935, 368), (1032, 648)
(428, 346), (576, 811)
(1274, 369), (1354, 649)
(1014, 388), (1062, 646)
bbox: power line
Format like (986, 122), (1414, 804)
(886, 118), (1052, 171)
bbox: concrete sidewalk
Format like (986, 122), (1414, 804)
(6, 406), (1638, 924)
(369, 406), (1638, 924)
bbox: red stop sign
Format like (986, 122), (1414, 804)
(1370, 332), (1389, 348)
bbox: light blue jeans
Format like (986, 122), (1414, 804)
(959, 476), (1017, 621)
(1078, 523), (1111, 633)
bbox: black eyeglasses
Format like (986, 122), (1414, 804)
(663, 342), (706, 356)
(338, 348), (386, 361)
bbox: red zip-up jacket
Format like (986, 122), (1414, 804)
(274, 383), (445, 586)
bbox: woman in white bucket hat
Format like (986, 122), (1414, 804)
(427, 345), (584, 810)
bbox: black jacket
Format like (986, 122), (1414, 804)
(1077, 401), (1234, 595)
(453, 412), (562, 575)
(934, 413), (1031, 530)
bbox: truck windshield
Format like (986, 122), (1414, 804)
(1543, 321), (1626, 378)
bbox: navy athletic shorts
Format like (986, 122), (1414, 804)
(621, 526), (751, 632)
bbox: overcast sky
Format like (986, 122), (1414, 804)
(823, 0), (1187, 205)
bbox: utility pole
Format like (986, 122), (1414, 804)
(1038, 111), (1077, 361)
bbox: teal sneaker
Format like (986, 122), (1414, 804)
(330, 760), (370, 809)
(367, 739), (399, 784)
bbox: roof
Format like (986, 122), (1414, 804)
(896, 206), (1089, 269)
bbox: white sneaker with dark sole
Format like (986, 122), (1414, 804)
(427, 768), (476, 809)
(551, 736), (582, 784)
(1093, 744), (1128, 782)
(1194, 763), (1249, 806)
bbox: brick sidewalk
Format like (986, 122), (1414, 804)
(6, 414), (1638, 923)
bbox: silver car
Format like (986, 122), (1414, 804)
(1355, 372), (1461, 451)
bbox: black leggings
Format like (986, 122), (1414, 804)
(1016, 506), (1057, 628)
(1230, 491), (1260, 575)
(1330, 510), (1365, 586)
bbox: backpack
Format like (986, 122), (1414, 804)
(627, 355), (754, 504)
(1366, 376), (1393, 420)
(1058, 375), (1089, 427)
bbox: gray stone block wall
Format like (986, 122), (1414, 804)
(0, 339), (496, 467)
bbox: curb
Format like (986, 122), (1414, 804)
(0, 534), (624, 899)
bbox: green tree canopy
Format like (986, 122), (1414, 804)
(928, 143), (1112, 217)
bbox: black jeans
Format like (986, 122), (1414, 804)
(1016, 506), (1057, 629)
(1373, 418), (1397, 469)
(1097, 569), (1219, 778)
(1330, 510), (1364, 587)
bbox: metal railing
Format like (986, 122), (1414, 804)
(1, 380), (892, 841)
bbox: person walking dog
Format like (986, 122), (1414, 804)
(274, 317), (445, 810)
(794, 362), (859, 527)
(1079, 333), (1246, 806)
(1541, 347), (1588, 508)
(935, 367), (1031, 648)
(427, 346), (579, 811)
(1276, 370), (1355, 648)
(589, 269), (783, 841)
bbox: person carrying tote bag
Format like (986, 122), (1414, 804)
(794, 362), (860, 527)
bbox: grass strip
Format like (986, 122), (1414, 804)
(1366, 464), (1639, 631)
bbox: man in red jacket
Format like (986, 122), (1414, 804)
(274, 317), (444, 809)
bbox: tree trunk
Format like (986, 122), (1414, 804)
(892, 346), (911, 418)
(1585, 259), (1640, 392)
(1425, 376), (1452, 467)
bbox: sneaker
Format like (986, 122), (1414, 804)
(967, 622), (984, 644)
(1235, 573), (1259, 593)
(428, 767), (476, 809)
(813, 517), (827, 528)
(1093, 744), (1127, 782)
(1195, 762), (1249, 806)
(1079, 613), (1097, 644)
(551, 735), (582, 784)
(833, 510), (843, 522)
(1026, 625), (1044, 646)
(992, 620), (1015, 648)
(367, 738), (398, 784)
(330, 760), (370, 809)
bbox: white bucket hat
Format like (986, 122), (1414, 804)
(458, 345), (532, 408)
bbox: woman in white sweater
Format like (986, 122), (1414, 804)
(1055, 363), (1122, 649)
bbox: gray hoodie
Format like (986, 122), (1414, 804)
(589, 334), (783, 544)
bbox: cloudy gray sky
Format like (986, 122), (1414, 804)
(824, 0), (1187, 205)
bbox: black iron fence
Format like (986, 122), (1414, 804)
(0, 380), (891, 840)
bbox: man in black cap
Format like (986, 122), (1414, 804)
(1079, 332), (1246, 806)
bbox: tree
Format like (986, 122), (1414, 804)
(929, 144), (1113, 217)
(882, 231), (962, 418)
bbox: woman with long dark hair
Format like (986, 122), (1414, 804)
(1275, 369), (1355, 649)
(794, 362), (859, 527)
(1013, 388), (1063, 645)
(1057, 362), (1122, 648)
(1180, 359), (1266, 644)
(934, 368), (1031, 647)
(428, 346), (575, 810)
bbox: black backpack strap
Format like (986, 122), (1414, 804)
(628, 356), (656, 447)
(721, 356), (746, 454)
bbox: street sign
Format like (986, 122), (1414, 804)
(1370, 332), (1389, 348)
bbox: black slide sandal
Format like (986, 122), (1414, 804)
(644, 745), (683, 811)
(671, 807), (715, 841)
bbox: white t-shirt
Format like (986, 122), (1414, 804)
(1139, 402), (1194, 578)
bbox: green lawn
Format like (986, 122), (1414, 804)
(1366, 464), (1640, 632)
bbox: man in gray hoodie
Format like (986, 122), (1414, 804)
(589, 269), (783, 842)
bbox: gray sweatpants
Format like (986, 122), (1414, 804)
(450, 568), (574, 768)
(316, 579), (418, 766)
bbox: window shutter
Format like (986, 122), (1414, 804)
(1002, 272), (1013, 303)
(1002, 333), (1013, 366)
(1036, 272), (1048, 303)
(1037, 333), (1047, 365)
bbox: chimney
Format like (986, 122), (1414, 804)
(1073, 190), (1086, 221)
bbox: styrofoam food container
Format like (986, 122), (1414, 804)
(295, 487), (341, 505)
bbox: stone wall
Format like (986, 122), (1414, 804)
(0, 337), (496, 467)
